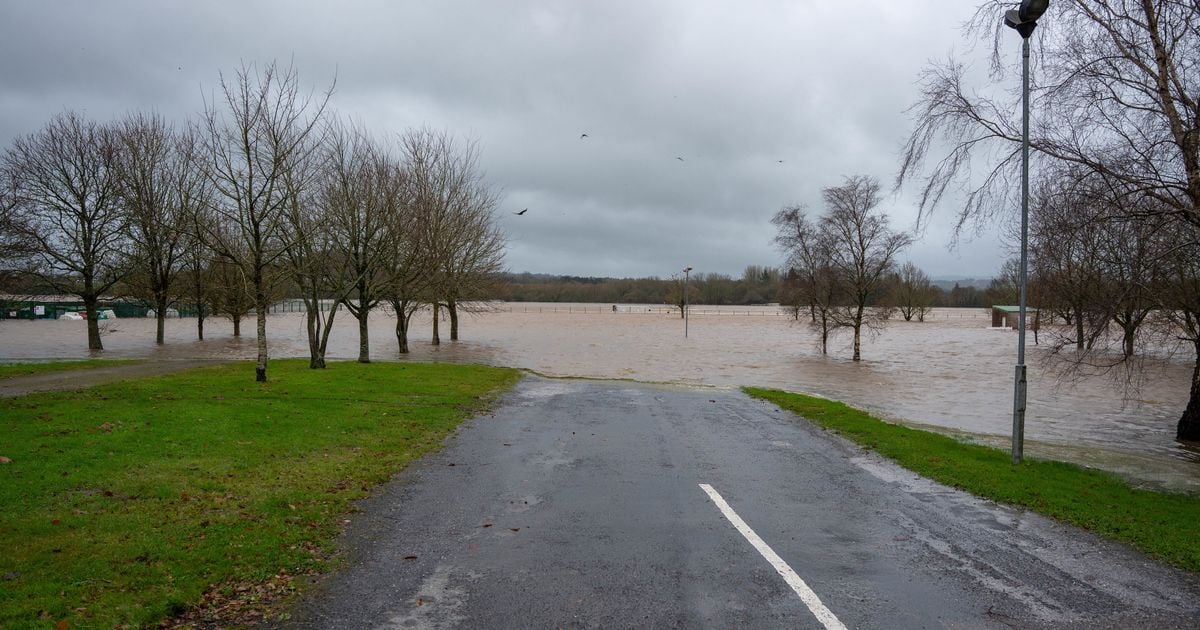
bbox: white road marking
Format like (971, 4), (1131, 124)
(699, 483), (848, 630)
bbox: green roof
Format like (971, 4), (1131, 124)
(992, 305), (1038, 312)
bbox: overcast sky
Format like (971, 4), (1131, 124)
(0, 1), (1018, 280)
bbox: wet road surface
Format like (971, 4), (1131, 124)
(286, 377), (1200, 629)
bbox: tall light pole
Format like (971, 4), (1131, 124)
(683, 266), (693, 338)
(1004, 0), (1048, 465)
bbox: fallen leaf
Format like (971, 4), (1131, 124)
(403, 555), (417, 560)
(51, 519), (60, 526)
(55, 620), (69, 630)
(0, 456), (11, 464)
(447, 463), (456, 466)
(481, 523), (492, 528)
(509, 528), (520, 532)
(416, 598), (424, 606)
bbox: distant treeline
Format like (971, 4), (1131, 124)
(501, 268), (1005, 308)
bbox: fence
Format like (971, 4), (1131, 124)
(494, 305), (990, 318)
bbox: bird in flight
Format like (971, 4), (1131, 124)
(514, 208), (528, 216)
(676, 156), (684, 161)
(777, 160), (785, 163)
(580, 133), (589, 139)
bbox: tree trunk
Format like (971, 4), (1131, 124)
(196, 301), (205, 341)
(232, 314), (241, 337)
(1075, 308), (1085, 350)
(852, 307), (864, 361)
(84, 294), (103, 351)
(1178, 340), (1200, 441)
(155, 294), (168, 345)
(306, 302), (324, 369)
(395, 306), (410, 354)
(357, 311), (370, 363)
(449, 300), (459, 341)
(254, 278), (268, 382)
(431, 303), (440, 346)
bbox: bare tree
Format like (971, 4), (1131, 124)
(896, 2), (1200, 437)
(208, 255), (254, 337)
(114, 112), (195, 344)
(772, 204), (842, 354)
(1160, 238), (1200, 440)
(199, 62), (331, 381)
(401, 128), (505, 345)
(174, 128), (214, 340)
(3, 111), (125, 349)
(665, 273), (700, 318)
(822, 176), (913, 361)
(279, 123), (344, 369)
(323, 123), (397, 363)
(893, 261), (936, 322)
(0, 177), (37, 301)
(1029, 178), (1107, 350)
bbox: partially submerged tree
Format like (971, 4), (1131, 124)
(402, 128), (505, 346)
(893, 261), (936, 322)
(665, 272), (700, 319)
(280, 124), (343, 369)
(324, 124), (398, 363)
(772, 204), (841, 354)
(114, 112), (194, 345)
(199, 61), (331, 381)
(821, 176), (913, 361)
(3, 111), (125, 349)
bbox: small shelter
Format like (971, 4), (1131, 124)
(991, 305), (1038, 329)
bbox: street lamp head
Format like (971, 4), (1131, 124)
(1019, 0), (1049, 22)
(683, 266), (692, 273)
(1004, 0), (1048, 38)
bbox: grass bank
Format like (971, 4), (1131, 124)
(0, 359), (139, 380)
(0, 360), (521, 628)
(744, 387), (1200, 573)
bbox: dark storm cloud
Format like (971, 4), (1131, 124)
(0, 0), (1010, 279)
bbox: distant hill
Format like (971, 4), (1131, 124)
(931, 277), (991, 291)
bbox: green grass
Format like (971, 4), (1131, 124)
(0, 360), (521, 628)
(0, 359), (140, 380)
(744, 387), (1200, 573)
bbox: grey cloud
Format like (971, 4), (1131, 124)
(1, 0), (1007, 280)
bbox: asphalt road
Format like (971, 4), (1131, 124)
(286, 376), (1200, 629)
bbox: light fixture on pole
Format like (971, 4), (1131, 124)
(1004, 0), (1048, 465)
(683, 267), (693, 338)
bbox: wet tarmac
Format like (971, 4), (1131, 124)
(286, 377), (1200, 629)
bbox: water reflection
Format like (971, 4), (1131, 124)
(2, 304), (1195, 491)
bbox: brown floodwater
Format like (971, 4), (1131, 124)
(2, 303), (1197, 492)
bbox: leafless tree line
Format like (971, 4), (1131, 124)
(0, 61), (507, 381)
(772, 175), (913, 361)
(895, 1), (1200, 439)
(1029, 169), (1198, 364)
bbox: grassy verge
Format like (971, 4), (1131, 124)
(743, 387), (1200, 573)
(0, 359), (140, 380)
(0, 360), (521, 628)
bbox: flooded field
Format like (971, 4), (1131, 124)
(2, 303), (1196, 492)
